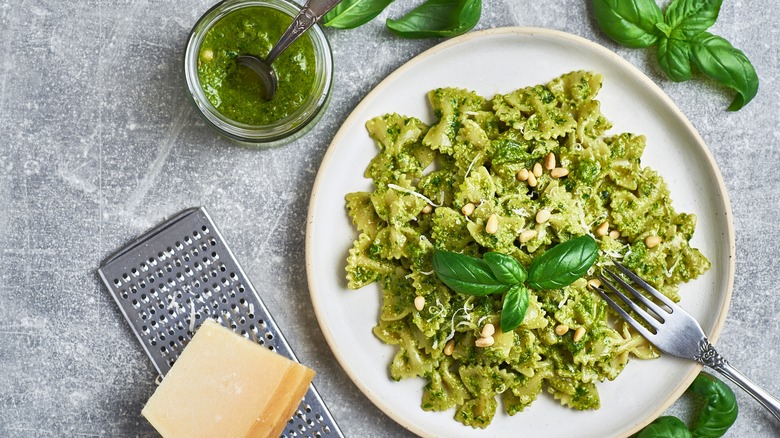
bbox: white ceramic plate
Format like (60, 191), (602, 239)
(306, 27), (734, 438)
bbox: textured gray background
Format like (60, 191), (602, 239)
(0, 0), (778, 437)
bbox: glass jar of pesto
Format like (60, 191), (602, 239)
(184, 0), (333, 146)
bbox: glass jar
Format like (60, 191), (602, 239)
(184, 0), (333, 146)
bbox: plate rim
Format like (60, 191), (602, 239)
(305, 26), (735, 437)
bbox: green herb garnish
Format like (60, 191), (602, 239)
(593, 0), (758, 110)
(432, 235), (598, 333)
(323, 0), (482, 40)
(636, 372), (738, 438)
(386, 0), (482, 39)
(322, 0), (395, 29)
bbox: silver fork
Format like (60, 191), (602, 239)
(595, 262), (780, 421)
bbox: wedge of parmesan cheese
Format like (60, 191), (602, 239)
(141, 319), (315, 438)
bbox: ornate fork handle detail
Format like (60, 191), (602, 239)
(694, 338), (726, 368)
(695, 338), (780, 421)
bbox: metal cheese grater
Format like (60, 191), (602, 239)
(98, 206), (343, 438)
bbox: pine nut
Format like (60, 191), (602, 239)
(533, 163), (543, 177)
(573, 327), (586, 342)
(414, 296), (425, 311)
(422, 204), (433, 214)
(527, 172), (537, 187)
(461, 202), (475, 217)
(550, 167), (569, 178)
(201, 49), (214, 62)
(645, 235), (662, 248)
(595, 221), (609, 237)
(609, 230), (620, 239)
(485, 214), (499, 234)
(475, 336), (495, 348)
(443, 339), (455, 356)
(544, 152), (556, 170)
(519, 229), (537, 243)
(554, 324), (569, 336)
(535, 209), (551, 224)
(481, 323), (495, 338)
(516, 168), (529, 181)
(587, 279), (601, 289)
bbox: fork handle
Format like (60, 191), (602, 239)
(710, 361), (780, 421)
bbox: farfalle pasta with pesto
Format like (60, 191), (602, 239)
(343, 71), (710, 428)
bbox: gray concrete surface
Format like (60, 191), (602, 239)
(0, 0), (778, 437)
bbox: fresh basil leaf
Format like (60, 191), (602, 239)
(690, 32), (758, 110)
(657, 36), (693, 82)
(664, 0), (722, 40)
(386, 0), (481, 39)
(484, 252), (527, 285)
(635, 416), (693, 438)
(322, 0), (395, 29)
(688, 372), (738, 438)
(432, 249), (511, 296)
(526, 235), (598, 290)
(500, 284), (529, 333)
(592, 0), (663, 48)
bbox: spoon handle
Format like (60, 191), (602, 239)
(265, 0), (341, 64)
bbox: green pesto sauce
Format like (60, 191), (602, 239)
(197, 7), (316, 125)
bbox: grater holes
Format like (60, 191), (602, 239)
(184, 236), (192, 245)
(131, 268), (139, 277)
(120, 290), (128, 299)
(175, 241), (183, 250)
(193, 230), (201, 239)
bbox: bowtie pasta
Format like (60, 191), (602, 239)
(343, 71), (710, 428)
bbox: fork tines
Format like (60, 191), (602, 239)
(594, 261), (679, 341)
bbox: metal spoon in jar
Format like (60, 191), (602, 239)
(236, 0), (341, 100)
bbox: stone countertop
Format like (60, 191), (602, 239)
(0, 0), (778, 437)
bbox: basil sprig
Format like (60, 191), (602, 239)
(322, 0), (395, 29)
(432, 235), (598, 333)
(636, 372), (738, 438)
(593, 0), (758, 110)
(322, 0), (482, 40)
(386, 0), (481, 39)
